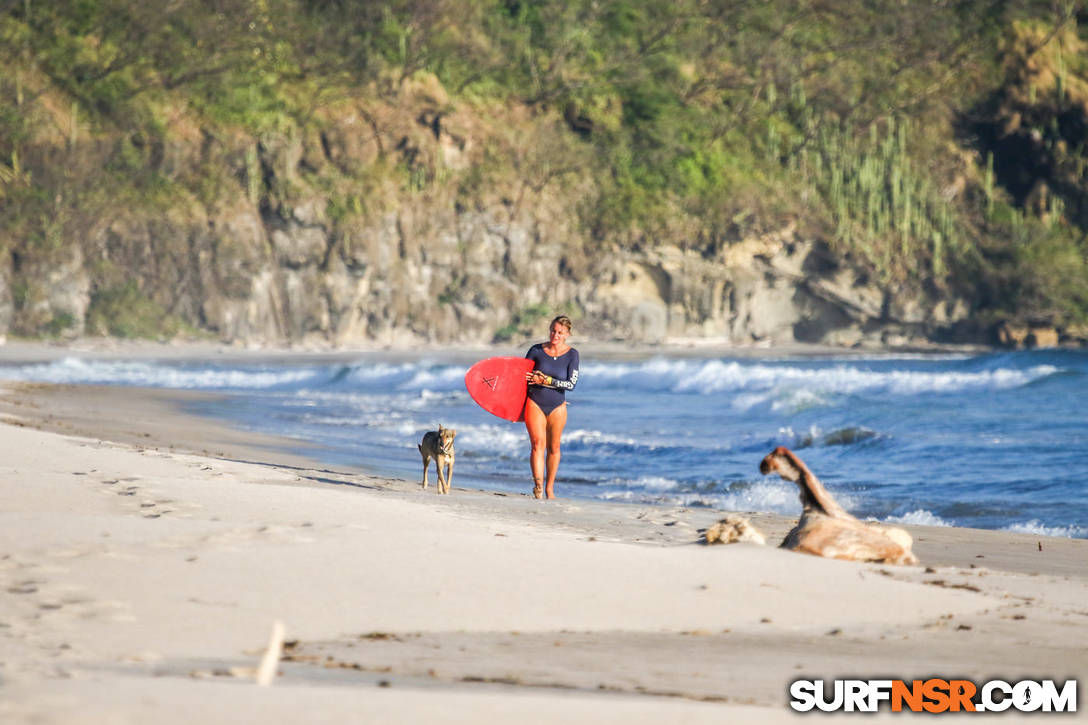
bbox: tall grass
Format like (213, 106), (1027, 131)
(802, 116), (965, 281)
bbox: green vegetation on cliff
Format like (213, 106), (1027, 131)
(1, 0), (1086, 342)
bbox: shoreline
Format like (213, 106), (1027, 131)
(1, 361), (1085, 722)
(0, 335), (996, 366)
(2, 380), (1085, 576)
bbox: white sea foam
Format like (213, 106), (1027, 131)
(292, 388), (465, 412)
(295, 410), (416, 434)
(885, 509), (954, 527)
(1004, 520), (1088, 539)
(595, 479), (809, 514)
(715, 481), (804, 513)
(3, 355), (1059, 399)
(338, 362), (413, 381)
(455, 423), (525, 456)
(581, 358), (1059, 397)
(595, 478), (811, 515)
(397, 365), (468, 392)
(771, 389), (829, 413)
(396, 421), (424, 437)
(0, 357), (319, 389)
(563, 428), (647, 449)
(730, 391), (771, 411)
(599, 475), (683, 492)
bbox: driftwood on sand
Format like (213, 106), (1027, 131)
(760, 446), (918, 566)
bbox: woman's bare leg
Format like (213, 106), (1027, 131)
(543, 402), (567, 499)
(524, 398), (547, 497)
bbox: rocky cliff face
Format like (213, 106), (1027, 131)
(2, 79), (973, 349)
(35, 208), (969, 348)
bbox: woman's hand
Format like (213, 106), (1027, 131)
(526, 370), (548, 385)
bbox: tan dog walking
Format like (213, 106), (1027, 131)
(419, 425), (456, 494)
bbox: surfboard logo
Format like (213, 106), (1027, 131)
(482, 375), (498, 391)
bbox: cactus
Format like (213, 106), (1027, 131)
(801, 114), (966, 282)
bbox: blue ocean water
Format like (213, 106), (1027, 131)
(3, 349), (1086, 538)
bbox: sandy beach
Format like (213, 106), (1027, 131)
(0, 342), (1085, 723)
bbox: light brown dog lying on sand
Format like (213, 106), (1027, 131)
(760, 446), (918, 565)
(704, 514), (767, 545)
(419, 425), (456, 495)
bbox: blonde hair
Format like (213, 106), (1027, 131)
(550, 315), (572, 333)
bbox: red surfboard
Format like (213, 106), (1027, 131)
(464, 356), (535, 422)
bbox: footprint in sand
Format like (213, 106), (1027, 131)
(1, 564), (134, 652)
(94, 476), (138, 494)
(88, 476), (190, 519)
(141, 500), (179, 519)
(7, 579), (40, 595)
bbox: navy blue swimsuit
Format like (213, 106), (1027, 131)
(525, 344), (580, 416)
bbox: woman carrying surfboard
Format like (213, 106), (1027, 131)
(524, 315), (579, 500)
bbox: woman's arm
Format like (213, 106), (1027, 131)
(549, 370), (578, 390)
(537, 350), (579, 390)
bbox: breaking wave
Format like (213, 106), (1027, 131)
(1004, 520), (1088, 539)
(885, 509), (954, 527)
